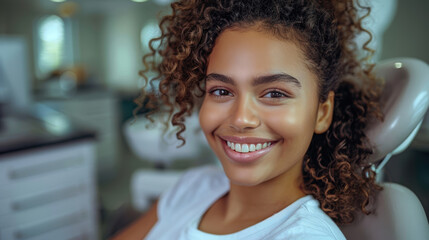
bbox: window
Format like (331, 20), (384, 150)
(36, 15), (66, 79)
(140, 20), (161, 52)
(139, 20), (162, 90)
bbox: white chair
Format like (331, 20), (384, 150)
(124, 113), (214, 211)
(340, 58), (429, 240)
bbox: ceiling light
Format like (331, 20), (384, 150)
(50, 0), (66, 2)
(131, 0), (149, 2)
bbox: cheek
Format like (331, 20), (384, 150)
(199, 98), (223, 136)
(263, 104), (317, 140)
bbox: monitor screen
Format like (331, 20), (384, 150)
(0, 36), (31, 112)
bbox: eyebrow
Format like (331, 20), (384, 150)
(205, 72), (302, 88)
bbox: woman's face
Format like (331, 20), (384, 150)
(199, 28), (333, 187)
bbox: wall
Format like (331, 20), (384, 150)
(380, 0), (429, 63)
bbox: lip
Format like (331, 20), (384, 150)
(219, 135), (277, 144)
(219, 136), (278, 164)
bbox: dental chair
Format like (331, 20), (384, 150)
(340, 58), (429, 240)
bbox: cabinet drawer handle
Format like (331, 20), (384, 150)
(12, 184), (86, 211)
(14, 211), (87, 240)
(9, 157), (84, 180)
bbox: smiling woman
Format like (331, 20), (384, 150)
(113, 0), (383, 239)
(199, 29), (332, 189)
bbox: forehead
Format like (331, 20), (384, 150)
(206, 28), (316, 86)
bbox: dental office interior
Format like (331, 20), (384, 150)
(0, 0), (428, 239)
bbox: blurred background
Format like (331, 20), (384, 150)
(0, 0), (428, 239)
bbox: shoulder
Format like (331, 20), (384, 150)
(157, 165), (228, 219)
(274, 197), (346, 240)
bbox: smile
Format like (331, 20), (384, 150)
(226, 141), (272, 153)
(219, 136), (278, 164)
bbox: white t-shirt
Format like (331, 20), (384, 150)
(145, 165), (346, 240)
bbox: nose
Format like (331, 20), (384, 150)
(230, 95), (261, 131)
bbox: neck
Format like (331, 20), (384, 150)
(222, 171), (306, 221)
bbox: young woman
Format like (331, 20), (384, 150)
(114, 0), (382, 239)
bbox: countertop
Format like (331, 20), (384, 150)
(0, 104), (96, 155)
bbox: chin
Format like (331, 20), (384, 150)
(221, 163), (269, 187)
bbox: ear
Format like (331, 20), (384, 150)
(315, 91), (335, 134)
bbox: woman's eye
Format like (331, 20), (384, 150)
(210, 89), (232, 97)
(263, 91), (287, 98)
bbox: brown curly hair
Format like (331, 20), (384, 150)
(135, 0), (383, 225)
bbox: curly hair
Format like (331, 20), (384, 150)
(135, 0), (383, 225)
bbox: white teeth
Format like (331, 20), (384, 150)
(235, 143), (241, 152)
(226, 141), (272, 153)
(227, 141), (235, 150)
(242, 144), (249, 153)
(249, 144), (256, 152)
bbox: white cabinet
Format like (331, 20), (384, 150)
(0, 140), (98, 240)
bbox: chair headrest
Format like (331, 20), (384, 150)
(366, 58), (429, 164)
